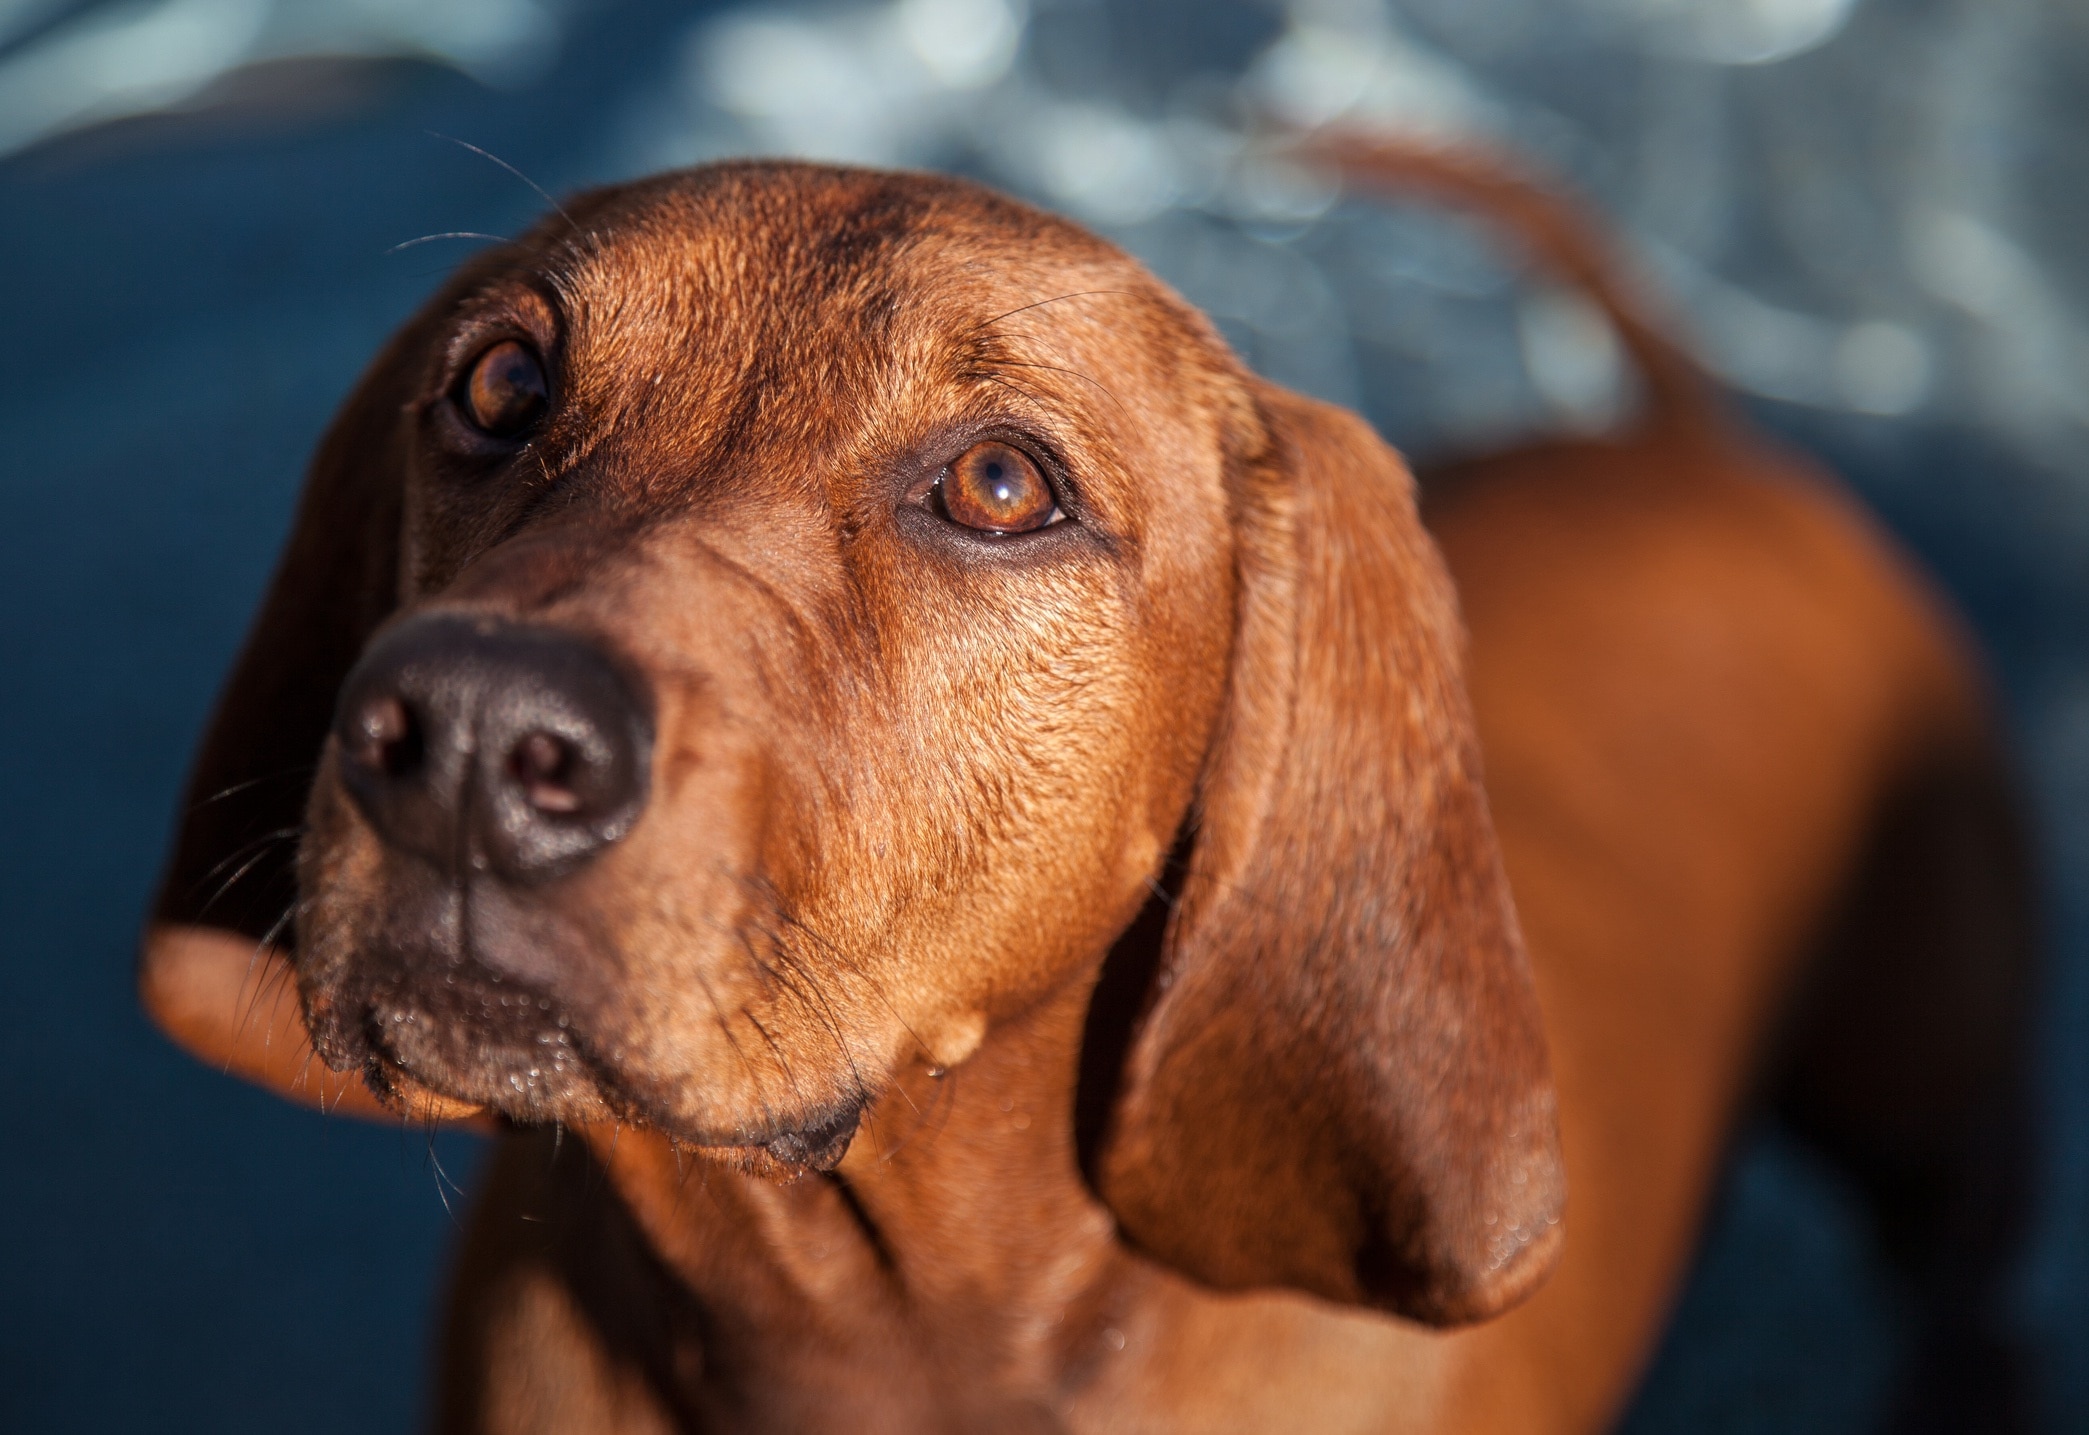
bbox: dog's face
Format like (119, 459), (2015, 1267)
(297, 166), (1243, 1166)
(159, 160), (1564, 1324)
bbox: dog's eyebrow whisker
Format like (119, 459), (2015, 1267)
(975, 370), (1062, 413)
(385, 231), (508, 255)
(969, 288), (1135, 334)
(542, 224), (610, 294)
(425, 131), (574, 230)
(987, 357), (1130, 415)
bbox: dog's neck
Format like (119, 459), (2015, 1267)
(846, 974), (1140, 1342)
(584, 969), (1143, 1414)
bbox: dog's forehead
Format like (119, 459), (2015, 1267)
(467, 162), (1245, 537)
(532, 165), (1228, 453)
(552, 165), (1140, 361)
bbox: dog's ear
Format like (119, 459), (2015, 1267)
(1093, 384), (1564, 1326)
(137, 325), (420, 1108)
(152, 330), (419, 940)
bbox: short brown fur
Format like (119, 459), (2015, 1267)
(142, 142), (2027, 1432)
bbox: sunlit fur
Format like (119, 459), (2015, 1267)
(144, 150), (2029, 1433)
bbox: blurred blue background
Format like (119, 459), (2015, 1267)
(3, 0), (2085, 1429)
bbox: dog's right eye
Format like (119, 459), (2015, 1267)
(459, 340), (549, 439)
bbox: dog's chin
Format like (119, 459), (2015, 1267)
(353, 1053), (492, 1123)
(313, 977), (867, 1175)
(298, 974), (604, 1129)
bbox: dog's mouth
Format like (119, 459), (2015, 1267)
(322, 962), (866, 1173)
(324, 964), (607, 1123)
(301, 896), (868, 1173)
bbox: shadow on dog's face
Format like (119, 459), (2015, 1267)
(296, 164), (1245, 1169)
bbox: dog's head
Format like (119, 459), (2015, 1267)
(151, 161), (1561, 1324)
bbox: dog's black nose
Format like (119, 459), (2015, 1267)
(333, 613), (653, 882)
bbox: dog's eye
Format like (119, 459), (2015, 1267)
(460, 340), (548, 438)
(937, 441), (1060, 534)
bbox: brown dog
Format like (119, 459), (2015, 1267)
(140, 141), (2030, 1432)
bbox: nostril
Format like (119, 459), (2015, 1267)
(508, 731), (583, 815)
(348, 695), (423, 779)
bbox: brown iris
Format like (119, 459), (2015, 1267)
(461, 339), (548, 438)
(939, 441), (1058, 533)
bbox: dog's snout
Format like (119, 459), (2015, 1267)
(335, 613), (653, 882)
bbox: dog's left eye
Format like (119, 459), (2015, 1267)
(459, 340), (549, 438)
(936, 441), (1062, 534)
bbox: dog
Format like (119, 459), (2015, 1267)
(140, 140), (2033, 1432)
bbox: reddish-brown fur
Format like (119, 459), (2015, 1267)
(140, 141), (2024, 1432)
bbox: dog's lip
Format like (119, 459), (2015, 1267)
(346, 1046), (488, 1122)
(300, 864), (612, 1071)
(338, 975), (869, 1168)
(607, 1080), (871, 1170)
(345, 974), (614, 1113)
(302, 860), (872, 1163)
(369, 1043), (865, 1176)
(749, 1103), (862, 1171)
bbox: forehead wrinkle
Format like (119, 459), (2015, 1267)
(547, 203), (946, 517)
(958, 270), (1211, 406)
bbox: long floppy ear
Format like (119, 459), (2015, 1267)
(1093, 384), (1564, 1325)
(137, 325), (421, 1116)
